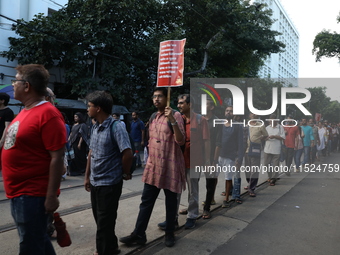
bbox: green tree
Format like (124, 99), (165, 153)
(323, 101), (340, 122)
(1, 0), (284, 110)
(312, 15), (340, 62)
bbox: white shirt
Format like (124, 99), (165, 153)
(264, 124), (285, 154)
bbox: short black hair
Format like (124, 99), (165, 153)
(86, 91), (113, 115)
(112, 112), (120, 117)
(178, 94), (195, 107)
(0, 93), (10, 106)
(153, 87), (168, 97)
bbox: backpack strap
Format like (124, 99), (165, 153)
(110, 119), (119, 146)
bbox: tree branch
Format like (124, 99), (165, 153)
(185, 30), (224, 76)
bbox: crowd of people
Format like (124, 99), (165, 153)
(1, 64), (340, 254)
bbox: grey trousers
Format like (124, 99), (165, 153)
(263, 152), (280, 181)
(245, 154), (260, 192)
(177, 168), (200, 219)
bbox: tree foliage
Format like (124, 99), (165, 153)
(312, 15), (340, 62)
(1, 0), (285, 110)
(302, 86), (340, 122)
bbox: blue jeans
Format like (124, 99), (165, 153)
(294, 148), (303, 168)
(302, 146), (311, 165)
(232, 170), (241, 200)
(11, 195), (56, 255)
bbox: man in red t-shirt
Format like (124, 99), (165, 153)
(2, 64), (66, 254)
(283, 117), (299, 174)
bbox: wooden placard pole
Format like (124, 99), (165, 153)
(167, 87), (171, 107)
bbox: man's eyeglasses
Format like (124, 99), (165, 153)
(151, 95), (165, 99)
(11, 79), (26, 85)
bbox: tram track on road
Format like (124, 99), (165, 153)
(0, 171), (144, 233)
(0, 189), (143, 233)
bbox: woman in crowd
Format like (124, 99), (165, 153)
(68, 112), (89, 176)
(316, 121), (327, 159)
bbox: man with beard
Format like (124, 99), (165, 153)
(120, 87), (185, 247)
(214, 106), (244, 207)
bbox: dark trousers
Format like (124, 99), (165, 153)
(310, 145), (317, 163)
(203, 178), (217, 212)
(245, 154), (260, 192)
(285, 147), (295, 171)
(134, 183), (178, 235)
(90, 181), (123, 255)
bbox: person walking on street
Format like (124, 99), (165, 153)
(0, 92), (14, 171)
(283, 117), (299, 173)
(309, 118), (320, 164)
(214, 106), (244, 207)
(84, 91), (133, 255)
(263, 115), (285, 185)
(2, 64), (66, 255)
(130, 111), (145, 167)
(158, 94), (210, 225)
(244, 113), (268, 197)
(120, 87), (186, 248)
(202, 99), (219, 217)
(69, 112), (89, 176)
(300, 118), (315, 167)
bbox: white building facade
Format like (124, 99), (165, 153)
(257, 0), (299, 86)
(0, 0), (68, 86)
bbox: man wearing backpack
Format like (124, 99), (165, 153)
(84, 91), (133, 255)
(120, 87), (186, 248)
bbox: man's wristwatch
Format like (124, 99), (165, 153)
(123, 173), (130, 178)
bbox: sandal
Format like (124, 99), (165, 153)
(244, 186), (248, 190)
(235, 198), (243, 204)
(222, 200), (234, 208)
(220, 191), (226, 196)
(269, 181), (275, 186)
(179, 209), (188, 215)
(249, 192), (256, 197)
(202, 210), (211, 219)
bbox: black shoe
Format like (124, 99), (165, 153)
(165, 232), (175, 247)
(157, 220), (179, 231)
(119, 232), (146, 245)
(113, 249), (121, 254)
(184, 218), (196, 229)
(158, 221), (167, 230)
